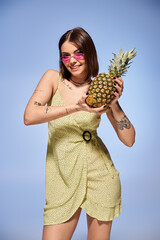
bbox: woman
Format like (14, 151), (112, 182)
(24, 27), (135, 240)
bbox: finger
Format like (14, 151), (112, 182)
(82, 94), (88, 101)
(114, 85), (122, 96)
(114, 80), (123, 88)
(114, 78), (123, 87)
(115, 76), (122, 81)
(113, 91), (120, 98)
(93, 106), (106, 112)
(89, 105), (106, 113)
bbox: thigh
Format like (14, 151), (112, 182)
(86, 214), (112, 240)
(42, 207), (82, 240)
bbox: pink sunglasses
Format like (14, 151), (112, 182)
(61, 52), (84, 62)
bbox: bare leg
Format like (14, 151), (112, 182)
(86, 213), (112, 240)
(42, 207), (82, 240)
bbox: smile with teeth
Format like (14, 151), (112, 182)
(70, 65), (80, 70)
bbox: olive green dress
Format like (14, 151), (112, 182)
(43, 74), (122, 225)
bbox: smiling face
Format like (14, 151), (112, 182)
(61, 40), (88, 81)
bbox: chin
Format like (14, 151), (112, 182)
(71, 69), (87, 78)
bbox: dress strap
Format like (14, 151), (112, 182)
(57, 72), (62, 90)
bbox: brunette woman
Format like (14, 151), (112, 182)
(24, 27), (135, 240)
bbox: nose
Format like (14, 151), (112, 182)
(69, 55), (77, 64)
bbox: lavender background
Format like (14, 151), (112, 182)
(1, 0), (160, 239)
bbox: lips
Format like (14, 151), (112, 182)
(70, 65), (80, 70)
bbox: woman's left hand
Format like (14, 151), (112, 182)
(110, 77), (124, 106)
(97, 77), (124, 115)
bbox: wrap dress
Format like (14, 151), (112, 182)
(43, 74), (122, 225)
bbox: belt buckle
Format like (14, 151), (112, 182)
(82, 131), (92, 142)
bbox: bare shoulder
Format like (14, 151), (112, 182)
(43, 69), (60, 93)
(25, 69), (61, 109)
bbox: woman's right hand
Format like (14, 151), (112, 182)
(75, 92), (110, 115)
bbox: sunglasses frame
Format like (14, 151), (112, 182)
(61, 52), (84, 63)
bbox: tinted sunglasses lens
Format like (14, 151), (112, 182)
(74, 53), (84, 60)
(61, 56), (70, 62)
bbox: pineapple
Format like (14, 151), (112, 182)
(85, 48), (136, 108)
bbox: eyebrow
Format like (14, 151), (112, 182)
(61, 48), (81, 55)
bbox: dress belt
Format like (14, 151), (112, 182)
(82, 130), (92, 142)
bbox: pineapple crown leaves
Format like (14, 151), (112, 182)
(108, 48), (137, 77)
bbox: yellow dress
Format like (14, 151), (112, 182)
(43, 74), (122, 225)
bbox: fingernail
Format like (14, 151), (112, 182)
(103, 105), (107, 108)
(113, 82), (116, 86)
(86, 92), (89, 95)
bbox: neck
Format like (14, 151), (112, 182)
(70, 74), (91, 83)
(69, 77), (92, 86)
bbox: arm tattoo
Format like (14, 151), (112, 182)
(115, 115), (131, 130)
(34, 101), (41, 106)
(65, 107), (69, 114)
(45, 107), (49, 114)
(62, 80), (73, 90)
(34, 89), (44, 93)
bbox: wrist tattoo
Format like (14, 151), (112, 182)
(115, 114), (131, 130)
(34, 101), (41, 106)
(65, 107), (69, 114)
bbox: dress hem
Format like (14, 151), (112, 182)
(43, 198), (122, 226)
(80, 198), (122, 222)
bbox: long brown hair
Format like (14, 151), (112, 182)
(58, 27), (99, 81)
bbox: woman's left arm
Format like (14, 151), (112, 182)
(106, 77), (136, 147)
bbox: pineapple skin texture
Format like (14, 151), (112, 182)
(85, 48), (136, 108)
(86, 73), (116, 108)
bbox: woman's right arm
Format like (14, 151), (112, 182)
(23, 69), (79, 125)
(24, 69), (108, 125)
